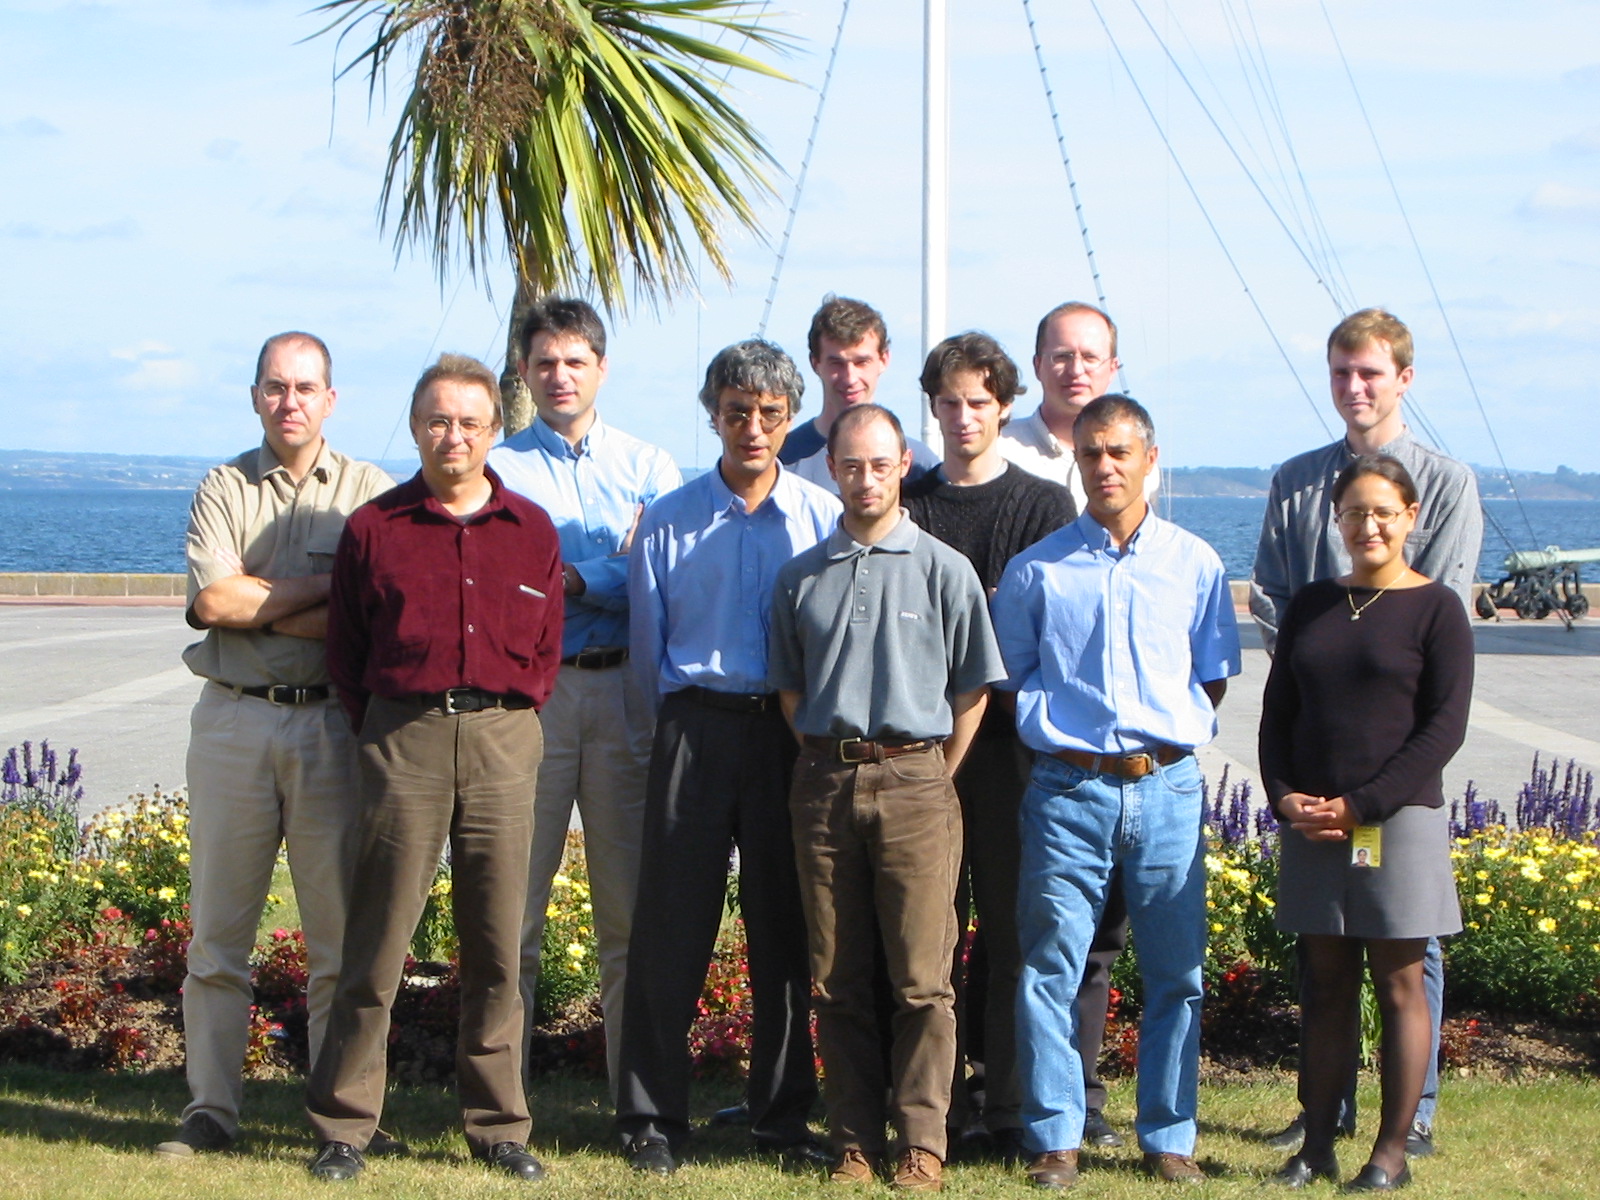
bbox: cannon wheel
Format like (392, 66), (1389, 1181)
(1514, 594), (1550, 620)
(1568, 594), (1591, 618)
(1475, 590), (1498, 620)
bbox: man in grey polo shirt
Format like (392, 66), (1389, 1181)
(769, 404), (1004, 1192)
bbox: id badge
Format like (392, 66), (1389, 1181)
(1351, 825), (1382, 869)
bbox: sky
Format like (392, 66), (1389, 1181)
(3, 0), (1600, 476)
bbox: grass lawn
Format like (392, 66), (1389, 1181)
(1, 1065), (1594, 1199)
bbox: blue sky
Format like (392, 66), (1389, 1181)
(3, 0), (1599, 474)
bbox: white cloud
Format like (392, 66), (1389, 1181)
(1519, 182), (1600, 221)
(119, 354), (200, 392)
(1, 117), (61, 136)
(1554, 125), (1600, 154)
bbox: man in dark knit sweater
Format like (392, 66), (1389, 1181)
(903, 332), (1075, 1161)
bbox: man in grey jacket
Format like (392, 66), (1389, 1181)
(1249, 307), (1482, 1157)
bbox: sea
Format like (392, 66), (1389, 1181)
(2, 489), (1599, 583)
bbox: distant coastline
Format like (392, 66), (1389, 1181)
(4, 447), (1598, 501)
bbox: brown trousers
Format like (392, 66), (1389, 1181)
(306, 696), (542, 1153)
(789, 743), (963, 1160)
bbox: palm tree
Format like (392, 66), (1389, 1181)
(314, 0), (793, 430)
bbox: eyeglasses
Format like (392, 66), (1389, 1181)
(1335, 507), (1407, 529)
(422, 417), (493, 441)
(718, 405), (790, 433)
(832, 458), (901, 481)
(1049, 351), (1107, 370)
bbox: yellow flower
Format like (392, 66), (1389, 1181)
(1578, 899), (1594, 912)
(1210, 922), (1224, 933)
(157, 886), (177, 901)
(1474, 893), (1492, 906)
(566, 942), (586, 960)
(15, 904), (32, 918)
(1474, 870), (1489, 881)
(1484, 847), (1509, 861)
(1538, 917), (1558, 934)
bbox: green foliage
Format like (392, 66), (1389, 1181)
(312, 0), (795, 308)
(535, 833), (600, 1020)
(1446, 828), (1600, 1017)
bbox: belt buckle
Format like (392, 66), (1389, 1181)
(1125, 752), (1155, 778)
(265, 684), (295, 705)
(443, 689), (469, 715)
(837, 737), (871, 764)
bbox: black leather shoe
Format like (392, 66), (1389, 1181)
(711, 1101), (751, 1126)
(628, 1137), (677, 1176)
(1264, 1113), (1306, 1151)
(308, 1141), (365, 1181)
(1342, 1162), (1411, 1192)
(1083, 1108), (1125, 1148)
(154, 1112), (233, 1157)
(1270, 1152), (1340, 1188)
(1403, 1124), (1434, 1158)
(757, 1136), (833, 1170)
(368, 1129), (411, 1158)
(991, 1128), (1029, 1166)
(483, 1142), (545, 1181)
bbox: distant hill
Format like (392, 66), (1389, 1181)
(2, 448), (1597, 500)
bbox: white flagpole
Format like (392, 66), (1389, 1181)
(921, 0), (949, 449)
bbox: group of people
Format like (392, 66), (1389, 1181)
(159, 293), (1478, 1195)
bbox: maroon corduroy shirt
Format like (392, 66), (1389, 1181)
(326, 468), (564, 731)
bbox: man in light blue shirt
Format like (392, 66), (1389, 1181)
(487, 298), (681, 1100)
(991, 395), (1240, 1189)
(619, 339), (838, 1175)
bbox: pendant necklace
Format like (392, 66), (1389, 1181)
(1347, 576), (1400, 621)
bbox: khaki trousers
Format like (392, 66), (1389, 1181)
(519, 663), (650, 1097)
(789, 743), (964, 1160)
(306, 696), (541, 1153)
(183, 682), (361, 1134)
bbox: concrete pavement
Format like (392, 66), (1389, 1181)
(0, 601), (1595, 823)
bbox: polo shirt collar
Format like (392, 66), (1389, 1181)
(257, 438), (333, 484)
(530, 411), (607, 460)
(824, 508), (918, 560)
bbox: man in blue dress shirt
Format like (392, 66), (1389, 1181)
(488, 298), (681, 1099)
(619, 339), (839, 1175)
(991, 395), (1241, 1189)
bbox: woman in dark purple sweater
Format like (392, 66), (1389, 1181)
(1259, 455), (1473, 1193)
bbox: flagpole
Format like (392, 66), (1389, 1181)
(921, 0), (948, 448)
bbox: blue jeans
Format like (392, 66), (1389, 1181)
(1015, 753), (1207, 1156)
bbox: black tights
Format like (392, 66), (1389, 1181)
(1299, 936), (1428, 1176)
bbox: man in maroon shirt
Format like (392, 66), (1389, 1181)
(306, 354), (563, 1184)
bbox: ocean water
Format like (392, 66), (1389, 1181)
(2, 488), (1598, 583)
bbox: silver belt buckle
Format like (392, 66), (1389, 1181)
(1126, 752), (1155, 777)
(443, 689), (469, 715)
(837, 737), (870, 764)
(266, 684), (295, 705)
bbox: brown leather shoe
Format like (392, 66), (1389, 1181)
(1026, 1149), (1080, 1190)
(892, 1146), (944, 1192)
(829, 1147), (881, 1184)
(1143, 1152), (1205, 1183)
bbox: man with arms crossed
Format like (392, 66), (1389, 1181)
(902, 333), (1075, 1160)
(770, 403), (1005, 1192)
(780, 294), (939, 491)
(489, 297), (681, 1096)
(306, 354), (563, 1182)
(992, 395), (1241, 1188)
(618, 339), (837, 1175)
(1000, 301), (1157, 1148)
(160, 332), (393, 1157)
(1250, 308), (1482, 1156)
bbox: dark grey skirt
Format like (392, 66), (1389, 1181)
(1275, 802), (1462, 939)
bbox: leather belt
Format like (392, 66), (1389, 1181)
(1049, 744), (1191, 780)
(231, 683), (330, 705)
(679, 685), (777, 714)
(414, 688), (535, 715)
(805, 735), (940, 764)
(561, 646), (628, 670)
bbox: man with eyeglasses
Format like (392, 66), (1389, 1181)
(1250, 308), (1482, 1159)
(160, 332), (394, 1160)
(1000, 302), (1161, 515)
(487, 298), (681, 1102)
(617, 339), (838, 1176)
(306, 354), (564, 1183)
(769, 403), (1004, 1192)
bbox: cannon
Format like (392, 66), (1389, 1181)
(1475, 546), (1597, 620)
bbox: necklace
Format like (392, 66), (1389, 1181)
(1347, 577), (1400, 621)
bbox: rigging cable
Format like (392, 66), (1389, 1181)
(1319, 0), (1540, 552)
(1122, 0), (1343, 315)
(756, 0), (853, 339)
(1085, 0), (1333, 438)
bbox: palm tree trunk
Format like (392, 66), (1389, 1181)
(500, 269), (538, 435)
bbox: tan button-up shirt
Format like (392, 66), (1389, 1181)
(182, 441), (394, 688)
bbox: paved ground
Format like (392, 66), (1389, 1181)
(1, 601), (1595, 822)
